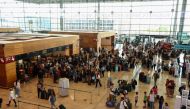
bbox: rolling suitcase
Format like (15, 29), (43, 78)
(146, 76), (151, 84)
(115, 65), (118, 72)
(106, 101), (115, 107)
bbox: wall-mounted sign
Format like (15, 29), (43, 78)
(0, 56), (15, 64)
(174, 44), (190, 50)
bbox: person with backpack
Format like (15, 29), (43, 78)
(119, 97), (128, 109)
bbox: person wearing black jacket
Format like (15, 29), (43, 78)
(179, 85), (186, 96)
(159, 96), (164, 109)
(0, 97), (2, 109)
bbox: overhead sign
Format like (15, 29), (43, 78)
(0, 56), (15, 64)
(174, 44), (190, 50)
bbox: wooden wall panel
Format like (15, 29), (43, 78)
(48, 31), (98, 51)
(3, 35), (79, 57)
(0, 45), (4, 57)
(101, 37), (112, 46)
(0, 27), (20, 33)
(0, 62), (16, 88)
(5, 62), (16, 87)
(0, 64), (7, 87)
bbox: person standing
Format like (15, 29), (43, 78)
(37, 81), (43, 98)
(159, 96), (164, 109)
(119, 97), (128, 109)
(14, 80), (21, 98)
(6, 88), (17, 107)
(95, 72), (102, 88)
(149, 91), (155, 109)
(0, 97), (2, 109)
(152, 72), (159, 86)
(135, 92), (138, 107)
(143, 92), (147, 108)
(49, 90), (56, 109)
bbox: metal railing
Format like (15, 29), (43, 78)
(17, 99), (51, 109)
(44, 84), (93, 104)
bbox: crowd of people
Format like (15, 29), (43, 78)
(1, 39), (190, 109)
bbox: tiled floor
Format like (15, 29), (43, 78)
(0, 56), (188, 109)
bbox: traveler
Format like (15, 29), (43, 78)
(14, 80), (21, 97)
(149, 91), (155, 109)
(49, 90), (56, 109)
(119, 97), (128, 109)
(95, 72), (102, 88)
(159, 96), (164, 109)
(6, 88), (17, 107)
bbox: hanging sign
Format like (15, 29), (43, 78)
(0, 56), (15, 64)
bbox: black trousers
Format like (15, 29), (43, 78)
(37, 88), (41, 98)
(7, 99), (17, 106)
(101, 71), (105, 77)
(95, 79), (102, 88)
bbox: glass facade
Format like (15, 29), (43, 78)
(0, 0), (190, 39)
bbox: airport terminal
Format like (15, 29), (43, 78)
(0, 0), (190, 109)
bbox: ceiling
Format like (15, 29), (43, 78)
(16, 0), (172, 4)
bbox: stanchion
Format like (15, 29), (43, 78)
(17, 99), (20, 109)
(90, 92), (92, 104)
(104, 78), (106, 89)
(74, 90), (76, 101)
(98, 87), (100, 96)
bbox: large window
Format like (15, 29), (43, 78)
(0, 0), (190, 39)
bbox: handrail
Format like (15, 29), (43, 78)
(44, 84), (92, 93)
(44, 84), (93, 104)
(17, 99), (51, 109)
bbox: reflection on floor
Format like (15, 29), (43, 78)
(0, 55), (188, 109)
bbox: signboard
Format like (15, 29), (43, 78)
(0, 56), (15, 64)
(174, 44), (190, 50)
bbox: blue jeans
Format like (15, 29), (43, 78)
(159, 102), (163, 109)
(149, 101), (154, 109)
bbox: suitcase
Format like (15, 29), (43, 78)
(146, 76), (151, 84)
(115, 65), (118, 72)
(127, 102), (132, 109)
(106, 101), (115, 107)
(59, 104), (66, 109)
(181, 105), (186, 109)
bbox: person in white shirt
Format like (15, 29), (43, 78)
(6, 88), (17, 107)
(120, 97), (128, 109)
(149, 91), (155, 109)
(95, 72), (102, 88)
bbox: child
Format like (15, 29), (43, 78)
(143, 92), (147, 108)
(162, 102), (169, 109)
(135, 92), (138, 107)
